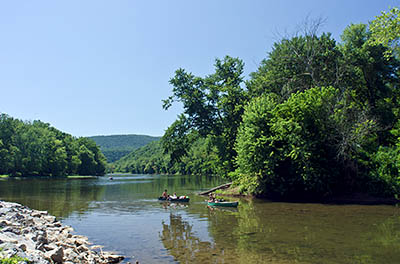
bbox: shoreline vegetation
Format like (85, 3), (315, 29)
(198, 181), (400, 205)
(216, 186), (400, 205)
(0, 200), (125, 264)
(0, 113), (107, 178)
(112, 8), (400, 201)
(1, 7), (399, 203)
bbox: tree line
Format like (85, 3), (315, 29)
(112, 138), (218, 175)
(89, 134), (160, 162)
(115, 8), (400, 199)
(0, 113), (107, 177)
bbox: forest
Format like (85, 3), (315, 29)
(114, 8), (400, 199)
(0, 113), (107, 177)
(89, 134), (160, 162)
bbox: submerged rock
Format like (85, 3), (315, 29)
(0, 200), (124, 263)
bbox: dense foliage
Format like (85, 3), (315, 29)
(162, 56), (247, 176)
(369, 7), (400, 59)
(89, 134), (160, 162)
(0, 113), (106, 177)
(113, 138), (219, 175)
(113, 8), (400, 199)
(159, 8), (400, 199)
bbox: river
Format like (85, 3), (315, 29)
(0, 174), (399, 263)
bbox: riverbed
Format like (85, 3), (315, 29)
(1, 174), (399, 263)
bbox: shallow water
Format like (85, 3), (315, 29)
(1, 174), (399, 263)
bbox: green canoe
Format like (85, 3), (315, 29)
(207, 201), (239, 207)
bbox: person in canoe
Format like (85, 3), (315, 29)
(170, 192), (178, 199)
(208, 193), (216, 202)
(162, 189), (169, 199)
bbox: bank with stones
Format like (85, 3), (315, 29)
(0, 200), (124, 263)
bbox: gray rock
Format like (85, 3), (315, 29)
(0, 232), (19, 244)
(2, 226), (21, 235)
(0, 207), (12, 216)
(44, 247), (64, 263)
(77, 244), (89, 253)
(36, 234), (48, 245)
(31, 210), (48, 218)
(0, 200), (125, 264)
(41, 215), (56, 223)
(103, 253), (125, 263)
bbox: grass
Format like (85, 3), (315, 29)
(215, 186), (242, 196)
(0, 248), (30, 264)
(0, 256), (30, 264)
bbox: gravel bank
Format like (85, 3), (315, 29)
(0, 200), (124, 263)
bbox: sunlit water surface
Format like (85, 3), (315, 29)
(1, 174), (399, 263)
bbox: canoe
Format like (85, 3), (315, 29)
(158, 197), (190, 202)
(207, 201), (238, 207)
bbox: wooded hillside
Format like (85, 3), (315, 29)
(89, 134), (160, 162)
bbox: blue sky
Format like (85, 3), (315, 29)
(0, 0), (398, 137)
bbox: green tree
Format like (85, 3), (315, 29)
(77, 144), (97, 175)
(369, 7), (400, 58)
(248, 32), (342, 99)
(0, 112), (106, 177)
(235, 87), (341, 198)
(163, 56), (247, 175)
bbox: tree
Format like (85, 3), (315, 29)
(248, 32), (342, 99)
(369, 7), (400, 59)
(163, 56), (247, 175)
(77, 138), (107, 175)
(0, 113), (106, 177)
(235, 87), (341, 198)
(339, 23), (399, 143)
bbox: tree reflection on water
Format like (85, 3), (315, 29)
(160, 202), (400, 264)
(160, 213), (238, 264)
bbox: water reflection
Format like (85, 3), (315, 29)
(0, 177), (105, 217)
(161, 213), (239, 263)
(1, 175), (399, 263)
(165, 200), (400, 264)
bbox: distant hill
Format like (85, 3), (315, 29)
(88, 134), (161, 162)
(112, 137), (218, 175)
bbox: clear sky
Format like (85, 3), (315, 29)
(0, 0), (398, 137)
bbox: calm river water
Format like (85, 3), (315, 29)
(1, 174), (399, 263)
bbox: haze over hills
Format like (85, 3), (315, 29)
(88, 134), (161, 162)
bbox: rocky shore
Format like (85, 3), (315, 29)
(0, 201), (124, 263)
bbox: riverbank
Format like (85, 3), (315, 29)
(216, 187), (399, 205)
(0, 201), (124, 263)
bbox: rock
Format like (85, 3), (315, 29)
(18, 243), (27, 251)
(44, 247), (64, 263)
(103, 253), (125, 263)
(52, 221), (62, 228)
(0, 207), (12, 216)
(73, 236), (90, 247)
(43, 243), (57, 251)
(0, 219), (14, 227)
(18, 239), (36, 252)
(31, 210), (48, 218)
(64, 247), (78, 259)
(0, 232), (19, 244)
(0, 200), (125, 264)
(36, 234), (48, 245)
(41, 215), (56, 223)
(77, 244), (89, 253)
(2, 226), (21, 235)
(33, 217), (47, 227)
